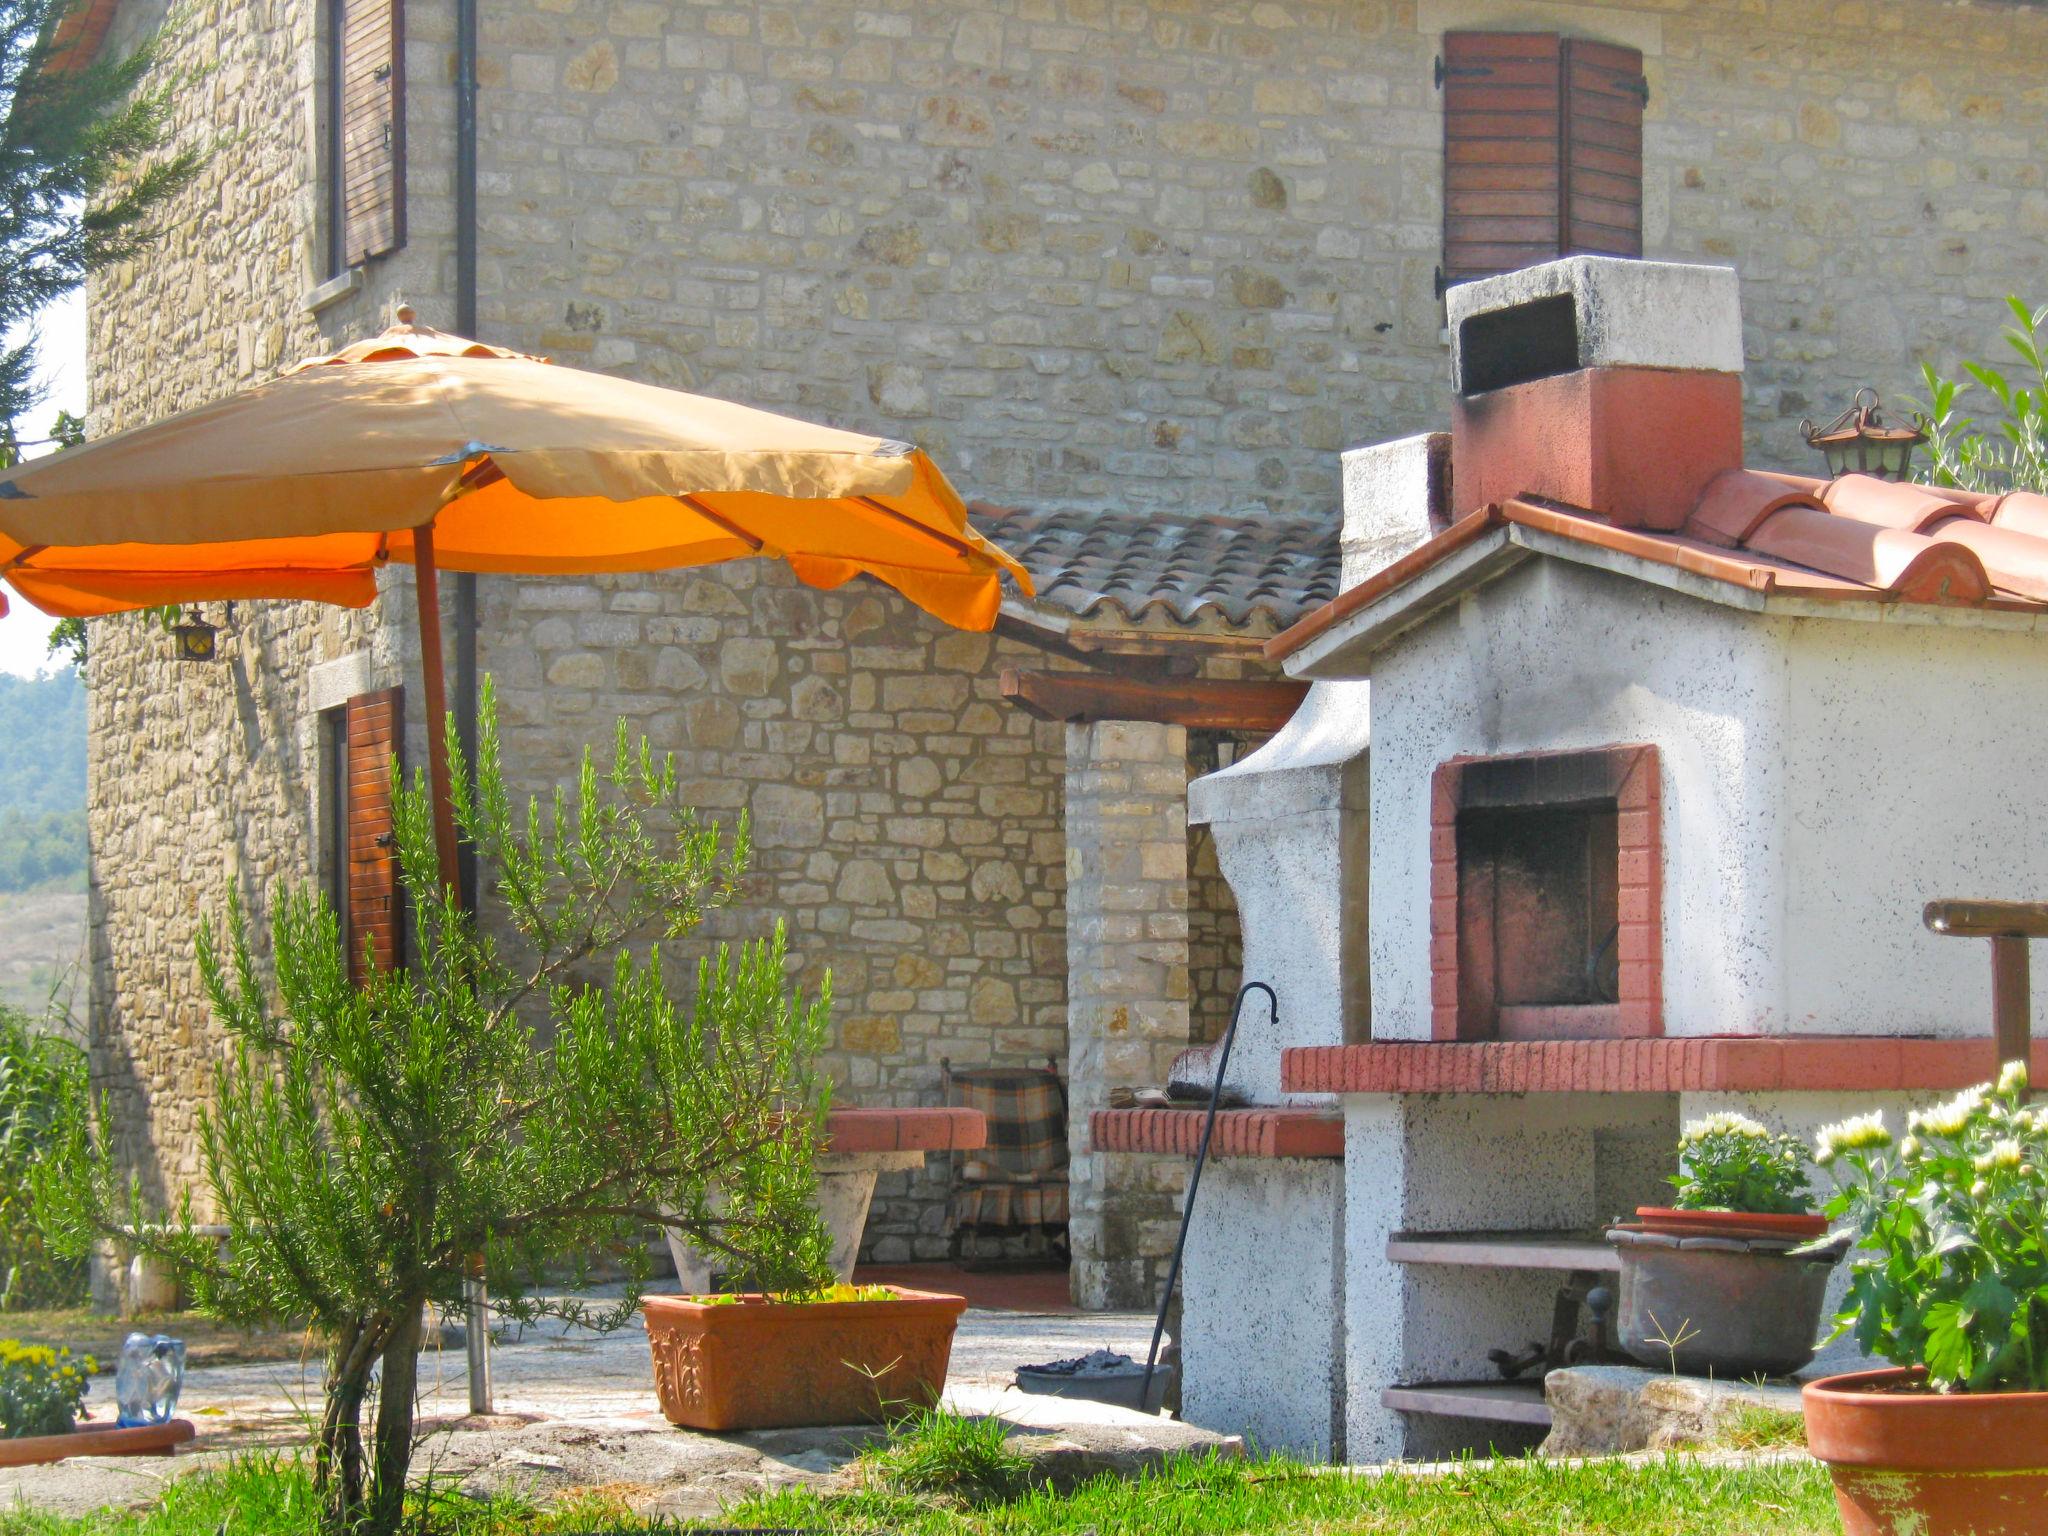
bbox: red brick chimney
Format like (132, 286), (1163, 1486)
(1448, 257), (1746, 532)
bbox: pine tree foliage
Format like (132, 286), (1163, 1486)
(1, 0), (200, 429)
(37, 683), (837, 1534)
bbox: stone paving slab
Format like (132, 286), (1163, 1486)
(0, 1306), (1235, 1523)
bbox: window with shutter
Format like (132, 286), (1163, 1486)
(343, 687), (404, 979)
(327, 0), (405, 272)
(1438, 31), (1644, 292)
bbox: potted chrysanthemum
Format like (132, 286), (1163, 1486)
(1802, 1063), (2048, 1536)
(1608, 1112), (1842, 1377)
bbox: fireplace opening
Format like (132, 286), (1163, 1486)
(1430, 745), (1661, 1042)
(1457, 802), (1620, 1039)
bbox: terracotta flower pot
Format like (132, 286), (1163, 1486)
(1634, 1205), (1830, 1242)
(1804, 1367), (2048, 1536)
(642, 1285), (967, 1432)
(0, 1418), (195, 1468)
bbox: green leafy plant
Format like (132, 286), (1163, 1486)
(1916, 296), (2048, 494)
(34, 682), (836, 1535)
(0, 1009), (86, 1309)
(1669, 1112), (1813, 1215)
(0, 1338), (94, 1437)
(863, 1404), (1033, 1505)
(696, 1283), (897, 1305)
(1814, 1062), (2048, 1392)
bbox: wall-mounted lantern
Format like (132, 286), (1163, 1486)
(170, 608), (220, 662)
(1801, 388), (1926, 482)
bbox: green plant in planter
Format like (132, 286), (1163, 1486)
(1814, 1062), (2048, 1392)
(0, 1339), (95, 1438)
(1671, 1112), (1814, 1214)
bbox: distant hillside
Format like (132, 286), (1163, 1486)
(0, 671), (85, 892)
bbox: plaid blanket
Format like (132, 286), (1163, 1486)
(950, 1180), (1070, 1232)
(951, 1069), (1068, 1183)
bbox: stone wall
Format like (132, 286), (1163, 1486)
(477, 565), (1074, 1259)
(79, 0), (418, 1245)
(466, 0), (2048, 512)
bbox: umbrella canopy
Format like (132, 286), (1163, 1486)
(0, 311), (1033, 896)
(0, 311), (1030, 630)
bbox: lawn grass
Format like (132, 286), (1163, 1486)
(0, 1447), (1838, 1536)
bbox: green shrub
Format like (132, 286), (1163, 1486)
(37, 685), (836, 1536)
(0, 1010), (87, 1309)
(1670, 1112), (1813, 1215)
(1917, 297), (2048, 494)
(0, 1340), (94, 1438)
(1816, 1062), (2047, 1391)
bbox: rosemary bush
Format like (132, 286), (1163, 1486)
(1815, 1063), (2048, 1392)
(1669, 1112), (1814, 1215)
(0, 1008), (87, 1310)
(35, 683), (836, 1533)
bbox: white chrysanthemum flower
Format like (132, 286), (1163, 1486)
(1990, 1139), (2024, 1171)
(1681, 1112), (1770, 1143)
(1972, 1179), (1992, 1200)
(1999, 1060), (2031, 1099)
(1816, 1112), (1892, 1163)
(1915, 1088), (1985, 1140)
(1900, 1135), (1923, 1161)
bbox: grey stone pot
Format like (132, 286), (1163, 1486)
(1609, 1226), (1847, 1379)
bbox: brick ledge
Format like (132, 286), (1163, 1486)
(1089, 1107), (1344, 1159)
(1280, 1038), (2048, 1096)
(824, 1107), (986, 1154)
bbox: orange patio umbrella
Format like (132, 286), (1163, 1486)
(0, 310), (1032, 896)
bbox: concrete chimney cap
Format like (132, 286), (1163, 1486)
(1446, 256), (1744, 394)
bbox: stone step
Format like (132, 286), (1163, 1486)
(1382, 1380), (1551, 1427)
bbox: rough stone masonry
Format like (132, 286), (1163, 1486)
(79, 0), (2048, 1303)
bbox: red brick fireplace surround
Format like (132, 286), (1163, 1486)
(1432, 743), (1660, 1041)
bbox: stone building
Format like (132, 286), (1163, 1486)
(63, 0), (2048, 1307)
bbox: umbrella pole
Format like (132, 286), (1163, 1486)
(412, 525), (465, 903)
(414, 524), (495, 1414)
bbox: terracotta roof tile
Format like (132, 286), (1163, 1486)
(1271, 459), (2048, 662)
(972, 502), (1339, 630)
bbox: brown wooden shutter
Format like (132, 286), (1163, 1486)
(345, 688), (404, 979)
(1559, 38), (1644, 260)
(1439, 32), (1643, 289)
(338, 0), (405, 267)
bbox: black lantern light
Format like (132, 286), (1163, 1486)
(170, 607), (220, 662)
(1801, 388), (1927, 482)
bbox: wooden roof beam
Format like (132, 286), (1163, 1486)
(1000, 668), (1308, 731)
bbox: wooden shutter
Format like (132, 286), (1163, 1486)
(344, 688), (404, 979)
(1439, 32), (1643, 289)
(1559, 39), (1644, 260)
(337, 0), (405, 267)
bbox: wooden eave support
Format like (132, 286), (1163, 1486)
(1000, 668), (1307, 730)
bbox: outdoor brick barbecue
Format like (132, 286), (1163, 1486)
(1104, 255), (2048, 1462)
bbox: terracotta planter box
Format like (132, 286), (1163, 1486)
(0, 1418), (195, 1468)
(1634, 1205), (1830, 1243)
(643, 1285), (968, 1432)
(1805, 1367), (2048, 1536)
